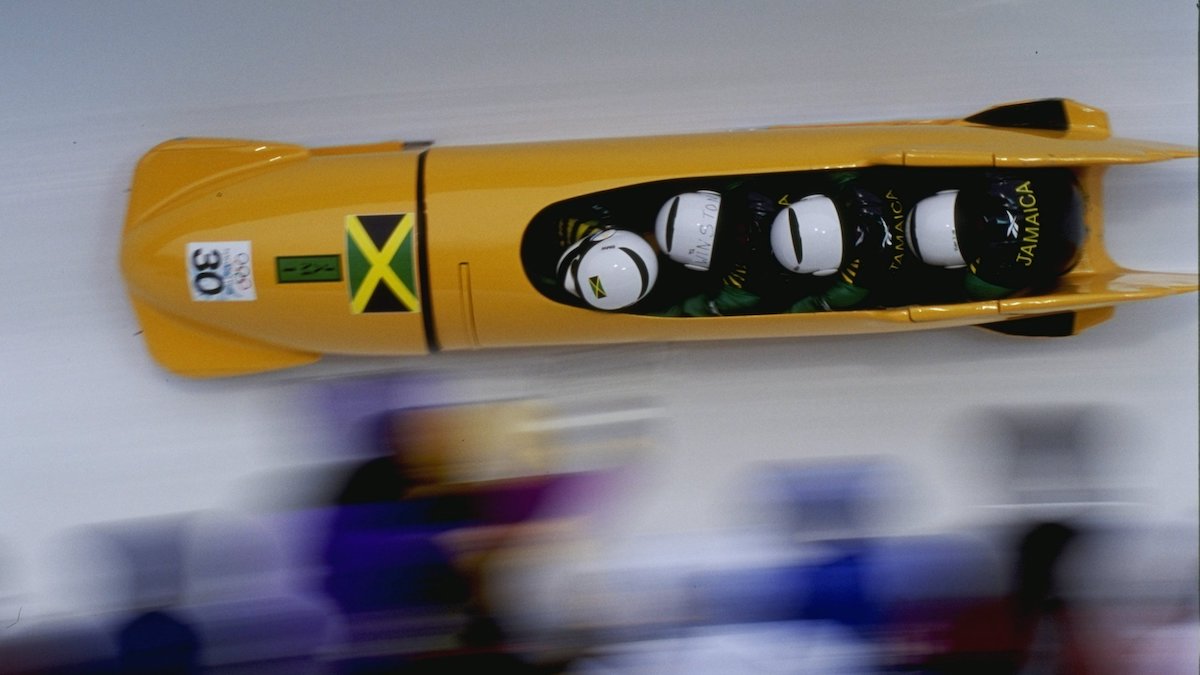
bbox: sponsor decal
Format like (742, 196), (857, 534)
(1014, 181), (1041, 267)
(345, 213), (419, 313)
(276, 255), (342, 283)
(186, 241), (256, 301)
(884, 188), (906, 270)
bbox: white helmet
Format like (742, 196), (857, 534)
(556, 229), (658, 310)
(655, 191), (721, 271)
(770, 195), (844, 277)
(906, 190), (967, 269)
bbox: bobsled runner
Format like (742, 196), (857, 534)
(120, 98), (1197, 377)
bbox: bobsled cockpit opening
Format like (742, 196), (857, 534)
(519, 167), (1086, 318)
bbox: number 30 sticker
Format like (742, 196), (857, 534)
(186, 241), (257, 301)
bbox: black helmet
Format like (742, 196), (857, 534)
(907, 170), (1085, 296)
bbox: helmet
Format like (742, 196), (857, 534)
(905, 190), (967, 269)
(907, 172), (1085, 286)
(655, 191), (721, 271)
(769, 195), (844, 276)
(556, 229), (658, 310)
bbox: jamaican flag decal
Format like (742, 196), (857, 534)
(345, 213), (419, 313)
(589, 275), (606, 299)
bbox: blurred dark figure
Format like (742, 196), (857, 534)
(115, 609), (201, 674)
(324, 411), (472, 619)
(1013, 522), (1077, 626)
(1009, 521), (1086, 675)
(102, 519), (203, 673)
(323, 407), (554, 674)
(0, 519), (200, 674)
(930, 521), (1086, 675)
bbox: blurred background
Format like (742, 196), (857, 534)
(0, 1), (1195, 672)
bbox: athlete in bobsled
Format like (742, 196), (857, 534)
(770, 171), (912, 312)
(555, 219), (659, 311)
(652, 185), (794, 316)
(904, 169), (1085, 300)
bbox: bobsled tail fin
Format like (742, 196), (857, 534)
(964, 98), (1111, 139)
(867, 99), (1195, 168)
(1028, 269), (1199, 306)
(125, 138), (310, 230)
(130, 298), (320, 378)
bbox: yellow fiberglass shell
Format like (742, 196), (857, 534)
(122, 138), (427, 377)
(422, 110), (1196, 352)
(121, 100), (1199, 377)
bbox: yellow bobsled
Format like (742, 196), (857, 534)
(121, 99), (1197, 377)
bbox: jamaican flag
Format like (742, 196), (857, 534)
(345, 213), (419, 313)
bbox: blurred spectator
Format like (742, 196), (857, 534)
(322, 404), (584, 673)
(1, 518), (195, 674)
(115, 609), (201, 674)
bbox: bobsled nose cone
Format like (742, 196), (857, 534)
(120, 137), (429, 377)
(120, 137), (309, 309)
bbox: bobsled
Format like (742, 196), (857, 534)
(121, 99), (1197, 377)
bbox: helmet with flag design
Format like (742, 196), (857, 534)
(557, 229), (658, 310)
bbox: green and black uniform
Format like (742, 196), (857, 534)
(555, 204), (612, 252)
